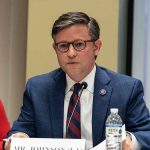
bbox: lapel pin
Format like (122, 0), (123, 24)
(99, 89), (106, 96)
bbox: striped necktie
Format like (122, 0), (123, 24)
(66, 83), (82, 138)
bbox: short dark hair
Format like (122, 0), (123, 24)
(51, 12), (100, 41)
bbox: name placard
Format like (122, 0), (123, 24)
(10, 138), (86, 150)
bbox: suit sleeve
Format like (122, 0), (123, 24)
(7, 80), (36, 137)
(125, 80), (150, 149)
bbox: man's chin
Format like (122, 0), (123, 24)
(66, 70), (81, 79)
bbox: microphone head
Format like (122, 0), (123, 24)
(81, 82), (88, 89)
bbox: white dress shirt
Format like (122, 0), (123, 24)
(63, 66), (96, 149)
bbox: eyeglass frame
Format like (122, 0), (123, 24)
(54, 39), (96, 53)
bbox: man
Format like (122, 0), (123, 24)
(5, 12), (150, 150)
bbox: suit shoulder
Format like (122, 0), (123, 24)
(98, 66), (141, 84)
(26, 68), (64, 85)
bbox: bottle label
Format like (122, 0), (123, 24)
(106, 126), (122, 150)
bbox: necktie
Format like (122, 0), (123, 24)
(66, 83), (82, 138)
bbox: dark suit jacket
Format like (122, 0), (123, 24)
(9, 66), (150, 149)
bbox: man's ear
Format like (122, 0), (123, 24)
(53, 43), (56, 50)
(94, 39), (102, 57)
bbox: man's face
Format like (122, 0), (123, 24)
(53, 24), (102, 82)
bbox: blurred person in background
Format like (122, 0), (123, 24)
(0, 99), (10, 150)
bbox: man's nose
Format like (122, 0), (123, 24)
(67, 44), (77, 58)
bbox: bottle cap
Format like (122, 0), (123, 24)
(110, 108), (118, 113)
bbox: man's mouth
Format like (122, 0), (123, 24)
(67, 62), (78, 64)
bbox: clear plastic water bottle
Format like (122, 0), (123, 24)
(106, 108), (123, 150)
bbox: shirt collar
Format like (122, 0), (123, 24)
(65, 65), (96, 94)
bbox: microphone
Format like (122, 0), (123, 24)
(81, 82), (88, 89)
(78, 82), (88, 98)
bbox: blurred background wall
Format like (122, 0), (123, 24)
(132, 0), (150, 109)
(0, 0), (149, 124)
(0, 0), (27, 123)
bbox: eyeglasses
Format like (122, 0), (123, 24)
(55, 39), (95, 53)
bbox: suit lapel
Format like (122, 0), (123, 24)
(92, 67), (112, 146)
(48, 70), (66, 138)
